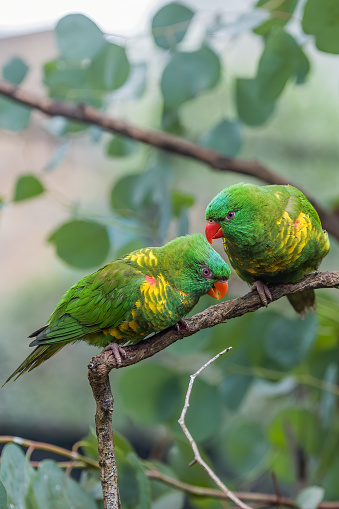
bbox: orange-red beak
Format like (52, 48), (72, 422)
(207, 280), (228, 300)
(205, 220), (223, 244)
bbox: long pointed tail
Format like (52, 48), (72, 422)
(3, 344), (66, 386)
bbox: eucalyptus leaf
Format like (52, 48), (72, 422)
(0, 443), (35, 509)
(116, 451), (151, 509)
(303, 0), (339, 54)
(3, 56), (29, 84)
(200, 119), (242, 157)
(106, 135), (136, 157)
(254, 0), (298, 35)
(161, 46), (221, 108)
(0, 96), (31, 131)
(13, 174), (44, 202)
(48, 219), (110, 269)
(56, 14), (105, 61)
(0, 481), (7, 509)
(236, 78), (275, 126)
(152, 2), (194, 50)
(87, 42), (130, 91)
(296, 486), (324, 509)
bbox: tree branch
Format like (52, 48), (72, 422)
(88, 270), (339, 372)
(0, 81), (338, 240)
(88, 365), (121, 509)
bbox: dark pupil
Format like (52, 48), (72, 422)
(228, 212), (233, 217)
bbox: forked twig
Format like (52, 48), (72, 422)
(178, 347), (253, 509)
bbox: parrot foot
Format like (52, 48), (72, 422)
(103, 342), (127, 366)
(251, 280), (272, 307)
(175, 319), (189, 333)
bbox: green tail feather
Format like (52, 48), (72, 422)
(3, 344), (65, 385)
(287, 289), (316, 318)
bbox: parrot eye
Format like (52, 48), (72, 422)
(225, 211), (236, 220)
(201, 266), (213, 278)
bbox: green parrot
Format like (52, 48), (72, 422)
(205, 183), (330, 315)
(4, 234), (230, 384)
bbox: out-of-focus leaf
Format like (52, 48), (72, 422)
(30, 460), (97, 509)
(3, 57), (29, 84)
(56, 14), (105, 61)
(266, 313), (317, 368)
(0, 481), (7, 509)
(200, 119), (242, 157)
(43, 141), (68, 172)
(171, 190), (195, 217)
(152, 491), (185, 509)
(161, 46), (221, 108)
(87, 42), (130, 91)
(106, 135), (136, 157)
(152, 2), (194, 50)
(168, 436), (214, 487)
(48, 219), (110, 268)
(208, 9), (269, 38)
(118, 363), (183, 426)
(222, 418), (270, 476)
(269, 407), (321, 455)
(0, 97), (31, 131)
(0, 443), (35, 509)
(254, 0), (298, 35)
(296, 486), (324, 509)
(236, 78), (275, 126)
(319, 363), (337, 428)
(183, 377), (224, 442)
(162, 108), (185, 135)
(116, 451), (151, 509)
(13, 174), (44, 202)
(302, 0), (339, 54)
(220, 372), (253, 411)
(257, 29), (310, 100)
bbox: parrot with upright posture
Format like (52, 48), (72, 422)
(5, 234), (230, 384)
(205, 183), (330, 315)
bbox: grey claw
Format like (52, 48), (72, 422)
(251, 280), (272, 307)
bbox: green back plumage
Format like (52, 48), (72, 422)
(5, 234), (230, 383)
(206, 183), (330, 314)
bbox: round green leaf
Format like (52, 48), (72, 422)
(116, 452), (151, 509)
(3, 57), (29, 84)
(118, 363), (183, 425)
(106, 135), (136, 157)
(48, 219), (110, 268)
(0, 443), (35, 508)
(266, 313), (317, 368)
(269, 407), (321, 455)
(161, 46), (221, 108)
(110, 173), (140, 217)
(222, 418), (270, 476)
(87, 42), (130, 91)
(0, 481), (7, 509)
(296, 486), (324, 509)
(31, 460), (97, 509)
(303, 0), (339, 54)
(254, 0), (298, 35)
(236, 78), (275, 126)
(0, 97), (31, 131)
(56, 14), (105, 61)
(152, 2), (194, 50)
(200, 119), (242, 157)
(13, 174), (44, 202)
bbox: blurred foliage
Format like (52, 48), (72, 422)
(1, 0), (339, 508)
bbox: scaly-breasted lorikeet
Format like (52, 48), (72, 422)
(205, 183), (330, 315)
(5, 234), (230, 383)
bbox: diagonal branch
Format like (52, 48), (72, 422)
(0, 80), (338, 240)
(88, 270), (339, 372)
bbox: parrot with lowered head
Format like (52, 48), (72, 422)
(4, 234), (230, 384)
(205, 183), (330, 315)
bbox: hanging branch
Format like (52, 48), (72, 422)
(0, 81), (338, 240)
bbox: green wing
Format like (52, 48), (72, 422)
(31, 260), (145, 346)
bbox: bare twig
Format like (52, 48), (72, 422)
(87, 364), (121, 509)
(0, 435), (98, 469)
(178, 347), (253, 509)
(0, 81), (338, 240)
(146, 469), (339, 508)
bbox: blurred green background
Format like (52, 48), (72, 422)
(1, 0), (339, 507)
